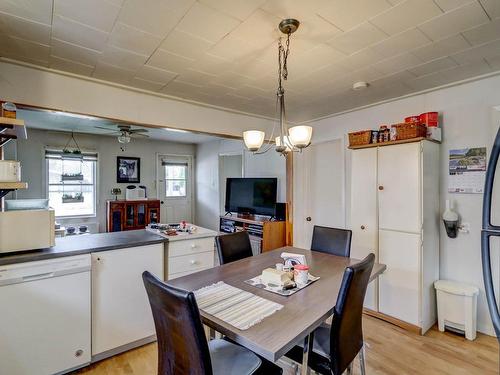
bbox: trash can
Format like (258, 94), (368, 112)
(434, 280), (479, 340)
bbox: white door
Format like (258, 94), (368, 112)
(379, 229), (421, 326)
(378, 143), (421, 233)
(293, 139), (345, 249)
(158, 155), (193, 223)
(92, 244), (163, 355)
(351, 148), (379, 310)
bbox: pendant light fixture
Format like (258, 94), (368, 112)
(243, 19), (313, 156)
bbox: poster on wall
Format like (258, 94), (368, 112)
(448, 147), (487, 194)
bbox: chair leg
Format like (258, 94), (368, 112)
(359, 345), (366, 375)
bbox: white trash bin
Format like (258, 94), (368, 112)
(434, 280), (479, 340)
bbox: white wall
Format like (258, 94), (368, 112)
(307, 75), (500, 336)
(0, 62), (274, 137)
(195, 139), (286, 230)
(6, 129), (195, 232)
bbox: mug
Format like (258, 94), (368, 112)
(293, 264), (309, 285)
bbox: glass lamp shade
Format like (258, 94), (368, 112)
(289, 125), (312, 148)
(243, 130), (265, 152)
(275, 136), (293, 153)
(118, 134), (131, 144)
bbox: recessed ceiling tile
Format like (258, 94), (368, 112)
(229, 9), (281, 47)
(118, 0), (194, 37)
(408, 56), (458, 77)
(9, 36), (49, 61)
(370, 0), (442, 35)
(160, 29), (214, 60)
(434, 0), (474, 12)
(54, 0), (121, 32)
(463, 18), (500, 46)
(176, 68), (217, 85)
(135, 65), (178, 85)
(51, 38), (102, 66)
(161, 79), (203, 98)
(176, 2), (240, 43)
(480, 0), (500, 20)
(440, 59), (492, 81)
(260, 0), (319, 21)
(451, 39), (500, 65)
(370, 28), (431, 58)
(210, 71), (255, 88)
(0, 0), (52, 24)
(291, 44), (347, 77)
(147, 49), (195, 73)
(327, 22), (388, 55)
(236, 57), (274, 80)
(412, 34), (471, 61)
(317, 0), (392, 31)
(99, 45), (148, 71)
(129, 77), (165, 92)
(419, 1), (489, 41)
(338, 48), (386, 71)
(93, 62), (135, 84)
(0, 12), (51, 45)
(53, 15), (109, 51)
(202, 82), (237, 96)
(49, 55), (95, 76)
(108, 22), (162, 56)
(208, 35), (264, 62)
(200, 0), (266, 21)
(486, 55), (500, 69)
(405, 70), (450, 91)
(372, 52), (422, 75)
(193, 53), (232, 75)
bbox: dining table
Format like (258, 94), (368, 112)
(168, 246), (386, 375)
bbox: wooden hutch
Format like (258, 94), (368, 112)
(106, 199), (160, 232)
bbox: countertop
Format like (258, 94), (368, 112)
(146, 226), (218, 241)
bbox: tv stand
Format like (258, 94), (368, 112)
(219, 214), (286, 254)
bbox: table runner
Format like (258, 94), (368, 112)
(194, 281), (283, 330)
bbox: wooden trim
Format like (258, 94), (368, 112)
(285, 152), (293, 246)
(348, 137), (440, 149)
(0, 117), (24, 126)
(363, 308), (422, 335)
(0, 182), (28, 190)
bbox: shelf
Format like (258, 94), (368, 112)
(0, 117), (24, 127)
(0, 182), (28, 199)
(0, 117), (27, 147)
(348, 137), (441, 150)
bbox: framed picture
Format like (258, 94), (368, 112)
(117, 156), (140, 183)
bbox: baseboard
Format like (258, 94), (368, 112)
(91, 335), (157, 363)
(363, 308), (422, 335)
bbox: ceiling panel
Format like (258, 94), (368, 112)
(1, 0), (500, 123)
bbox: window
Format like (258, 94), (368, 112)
(163, 162), (188, 197)
(46, 150), (97, 217)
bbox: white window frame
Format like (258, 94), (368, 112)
(163, 162), (189, 198)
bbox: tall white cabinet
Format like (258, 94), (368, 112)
(350, 139), (440, 334)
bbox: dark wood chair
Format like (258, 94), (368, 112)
(142, 271), (282, 375)
(310, 225), (352, 257)
(215, 231), (254, 265)
(285, 253), (375, 375)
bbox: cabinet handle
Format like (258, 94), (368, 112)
(306, 217), (312, 222)
(361, 225), (366, 230)
(75, 350), (83, 357)
(378, 185), (384, 191)
(190, 260), (197, 265)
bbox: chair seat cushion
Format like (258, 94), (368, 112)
(209, 339), (262, 375)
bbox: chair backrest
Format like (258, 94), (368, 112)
(329, 253), (375, 375)
(215, 231), (254, 265)
(310, 226), (352, 257)
(142, 271), (212, 375)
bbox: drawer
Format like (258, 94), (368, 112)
(168, 266), (211, 281)
(168, 237), (215, 258)
(168, 251), (214, 275)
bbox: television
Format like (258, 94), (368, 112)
(225, 178), (277, 216)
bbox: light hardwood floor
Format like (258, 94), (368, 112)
(75, 316), (499, 375)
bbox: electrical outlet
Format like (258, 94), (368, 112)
(459, 222), (470, 233)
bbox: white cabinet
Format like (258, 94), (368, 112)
(165, 236), (216, 280)
(350, 140), (439, 334)
(91, 244), (164, 356)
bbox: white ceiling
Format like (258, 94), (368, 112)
(1, 0), (500, 122)
(18, 108), (221, 144)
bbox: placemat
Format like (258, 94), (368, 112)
(244, 274), (320, 296)
(194, 281), (283, 330)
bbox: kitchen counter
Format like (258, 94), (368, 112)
(0, 230), (168, 266)
(146, 226), (218, 241)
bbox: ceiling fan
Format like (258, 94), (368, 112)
(94, 124), (149, 144)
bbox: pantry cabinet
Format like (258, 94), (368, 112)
(350, 139), (440, 334)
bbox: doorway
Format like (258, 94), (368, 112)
(219, 154), (243, 214)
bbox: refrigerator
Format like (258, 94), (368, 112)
(482, 127), (500, 341)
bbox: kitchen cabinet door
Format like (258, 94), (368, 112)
(378, 143), (421, 233)
(379, 229), (421, 326)
(92, 244), (163, 355)
(351, 148), (378, 310)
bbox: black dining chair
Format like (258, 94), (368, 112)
(142, 271), (282, 375)
(285, 253), (375, 375)
(310, 225), (352, 258)
(215, 231), (254, 265)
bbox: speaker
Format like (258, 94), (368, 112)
(274, 202), (287, 221)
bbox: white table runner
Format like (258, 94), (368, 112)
(194, 281), (283, 330)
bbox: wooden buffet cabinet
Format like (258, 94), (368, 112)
(106, 199), (160, 232)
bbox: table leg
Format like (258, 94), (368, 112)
(301, 332), (314, 375)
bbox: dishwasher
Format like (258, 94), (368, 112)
(0, 254), (91, 375)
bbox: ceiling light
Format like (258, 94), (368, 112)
(242, 18), (312, 156)
(353, 81), (369, 91)
(118, 133), (131, 144)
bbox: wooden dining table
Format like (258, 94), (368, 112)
(168, 246), (386, 375)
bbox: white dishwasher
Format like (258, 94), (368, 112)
(0, 254), (91, 375)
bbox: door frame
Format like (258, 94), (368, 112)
(155, 153), (195, 223)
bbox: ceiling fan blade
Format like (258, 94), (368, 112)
(131, 133), (149, 138)
(129, 128), (148, 133)
(94, 126), (116, 131)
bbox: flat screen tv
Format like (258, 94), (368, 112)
(225, 178), (277, 216)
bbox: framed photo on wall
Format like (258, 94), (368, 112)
(117, 156), (140, 183)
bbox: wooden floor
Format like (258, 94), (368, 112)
(75, 316), (499, 375)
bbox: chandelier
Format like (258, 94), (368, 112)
(243, 19), (313, 156)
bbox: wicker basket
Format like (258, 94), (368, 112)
(393, 122), (426, 140)
(348, 130), (372, 147)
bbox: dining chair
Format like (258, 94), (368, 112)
(310, 226), (352, 258)
(142, 271), (282, 375)
(285, 253), (375, 375)
(215, 231), (254, 265)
